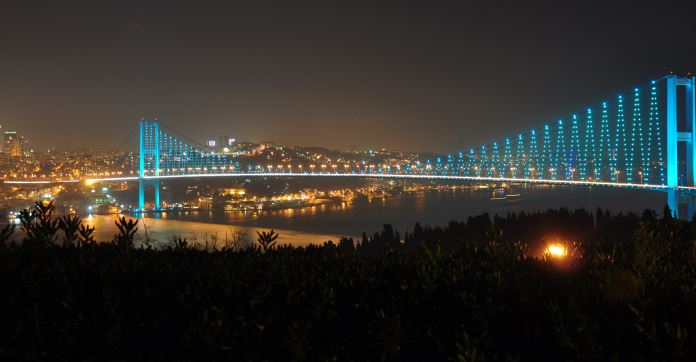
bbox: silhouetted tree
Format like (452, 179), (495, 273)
(58, 214), (81, 247)
(113, 216), (138, 251)
(256, 229), (279, 251)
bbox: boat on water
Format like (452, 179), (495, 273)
(490, 188), (522, 201)
(490, 188), (506, 200)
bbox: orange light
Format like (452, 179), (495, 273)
(545, 243), (567, 258)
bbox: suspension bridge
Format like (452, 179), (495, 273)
(5, 75), (696, 216)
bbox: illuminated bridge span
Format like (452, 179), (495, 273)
(5, 75), (696, 214)
(131, 75), (696, 210)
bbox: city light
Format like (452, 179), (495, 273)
(3, 77), (693, 212)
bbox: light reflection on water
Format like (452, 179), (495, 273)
(85, 215), (340, 247)
(3, 186), (672, 247)
(124, 186), (670, 245)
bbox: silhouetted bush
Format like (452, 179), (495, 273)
(0, 202), (695, 360)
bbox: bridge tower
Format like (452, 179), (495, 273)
(138, 120), (161, 210)
(665, 75), (696, 218)
(666, 75), (696, 187)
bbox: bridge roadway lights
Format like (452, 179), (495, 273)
(131, 75), (696, 216)
(7, 174), (696, 219)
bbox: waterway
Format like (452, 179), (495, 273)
(83, 184), (676, 247)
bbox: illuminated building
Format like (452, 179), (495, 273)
(10, 138), (22, 157)
(207, 136), (236, 151)
(3, 130), (17, 153)
(218, 136), (235, 147)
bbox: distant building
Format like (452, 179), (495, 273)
(207, 136), (236, 152)
(218, 136), (235, 147)
(3, 130), (17, 153)
(10, 138), (22, 157)
(22, 137), (30, 154)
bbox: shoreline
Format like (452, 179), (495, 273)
(87, 214), (347, 247)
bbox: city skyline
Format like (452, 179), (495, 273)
(1, 0), (696, 152)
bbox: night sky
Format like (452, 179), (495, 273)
(1, 0), (695, 153)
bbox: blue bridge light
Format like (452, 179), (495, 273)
(131, 76), (695, 211)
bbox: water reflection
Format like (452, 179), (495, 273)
(84, 215), (340, 247)
(7, 185), (695, 247)
(156, 185), (684, 239)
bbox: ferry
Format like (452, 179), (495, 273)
(490, 188), (522, 201)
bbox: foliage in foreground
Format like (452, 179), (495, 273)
(0, 202), (695, 360)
